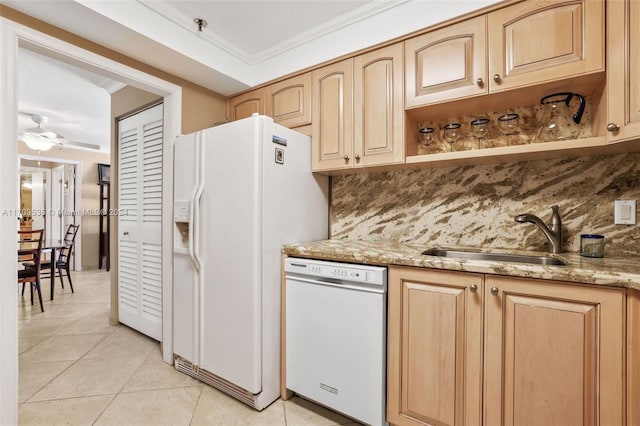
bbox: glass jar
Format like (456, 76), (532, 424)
(580, 234), (604, 258)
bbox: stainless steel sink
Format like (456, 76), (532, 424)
(421, 248), (568, 266)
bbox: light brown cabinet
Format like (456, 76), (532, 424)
(311, 58), (354, 171)
(606, 0), (640, 142)
(405, 16), (487, 108)
(353, 43), (404, 168)
(487, 0), (604, 93)
(484, 275), (624, 426)
(227, 89), (265, 121)
(312, 43), (404, 172)
(265, 73), (312, 128)
(405, 0), (604, 110)
(387, 267), (483, 426)
(388, 266), (625, 426)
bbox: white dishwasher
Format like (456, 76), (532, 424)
(285, 257), (387, 426)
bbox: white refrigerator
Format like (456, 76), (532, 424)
(172, 115), (328, 410)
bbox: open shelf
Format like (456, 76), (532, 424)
(404, 136), (640, 169)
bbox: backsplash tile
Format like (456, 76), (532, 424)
(330, 153), (640, 257)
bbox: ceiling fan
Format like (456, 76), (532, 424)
(19, 113), (101, 151)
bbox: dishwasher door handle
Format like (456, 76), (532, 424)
(286, 276), (385, 294)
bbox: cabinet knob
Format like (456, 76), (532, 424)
(343, 154), (350, 162)
(470, 284), (478, 293)
(490, 286), (499, 296)
(607, 123), (620, 132)
(493, 74), (501, 83)
(354, 154), (361, 161)
(123, 231), (129, 236)
(476, 77), (484, 87)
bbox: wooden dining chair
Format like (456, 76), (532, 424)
(18, 228), (44, 312)
(40, 224), (80, 293)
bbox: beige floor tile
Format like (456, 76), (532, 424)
(18, 318), (74, 339)
(50, 288), (111, 305)
(82, 326), (157, 360)
(18, 395), (114, 426)
(284, 396), (355, 426)
(19, 333), (108, 364)
(19, 360), (73, 403)
(190, 385), (286, 426)
(56, 310), (119, 336)
(19, 335), (51, 354)
(28, 355), (147, 402)
(38, 302), (105, 320)
(94, 387), (201, 426)
(122, 348), (201, 392)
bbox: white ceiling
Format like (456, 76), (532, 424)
(5, 0), (500, 153)
(18, 48), (120, 153)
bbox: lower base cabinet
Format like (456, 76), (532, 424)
(387, 266), (626, 426)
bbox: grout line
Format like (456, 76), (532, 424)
(188, 385), (205, 426)
(92, 393), (119, 426)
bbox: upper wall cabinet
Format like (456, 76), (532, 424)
(265, 73), (312, 128)
(405, 16), (487, 108)
(312, 44), (404, 173)
(606, 0), (640, 143)
(488, 0), (604, 92)
(405, 0), (604, 110)
(228, 89), (265, 121)
(353, 43), (404, 168)
(311, 59), (354, 171)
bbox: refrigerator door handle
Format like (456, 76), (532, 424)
(189, 133), (205, 272)
(192, 131), (207, 367)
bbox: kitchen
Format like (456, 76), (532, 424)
(1, 0), (640, 425)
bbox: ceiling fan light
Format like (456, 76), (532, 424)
(20, 133), (56, 151)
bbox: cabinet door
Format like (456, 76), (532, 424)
(311, 59), (353, 172)
(628, 289), (640, 426)
(265, 73), (312, 128)
(484, 276), (624, 426)
(488, 0), (604, 92)
(405, 16), (487, 108)
(353, 43), (404, 168)
(228, 89), (265, 121)
(387, 267), (483, 426)
(607, 0), (640, 142)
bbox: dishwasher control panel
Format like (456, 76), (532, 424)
(285, 257), (387, 286)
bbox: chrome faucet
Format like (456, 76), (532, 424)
(515, 205), (563, 253)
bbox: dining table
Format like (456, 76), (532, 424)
(18, 238), (70, 301)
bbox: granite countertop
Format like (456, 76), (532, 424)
(282, 239), (640, 291)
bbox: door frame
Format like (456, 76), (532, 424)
(18, 155), (83, 271)
(0, 18), (182, 425)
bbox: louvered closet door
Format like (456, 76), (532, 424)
(117, 103), (163, 341)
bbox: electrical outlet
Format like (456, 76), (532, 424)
(614, 200), (636, 225)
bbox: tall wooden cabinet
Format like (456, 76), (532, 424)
(606, 0), (640, 142)
(312, 43), (404, 172)
(98, 182), (110, 271)
(388, 266), (625, 426)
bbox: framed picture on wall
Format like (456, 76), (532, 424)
(98, 163), (110, 184)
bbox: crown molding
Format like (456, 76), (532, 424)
(139, 0), (254, 64)
(253, 0), (408, 63)
(139, 0), (408, 66)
